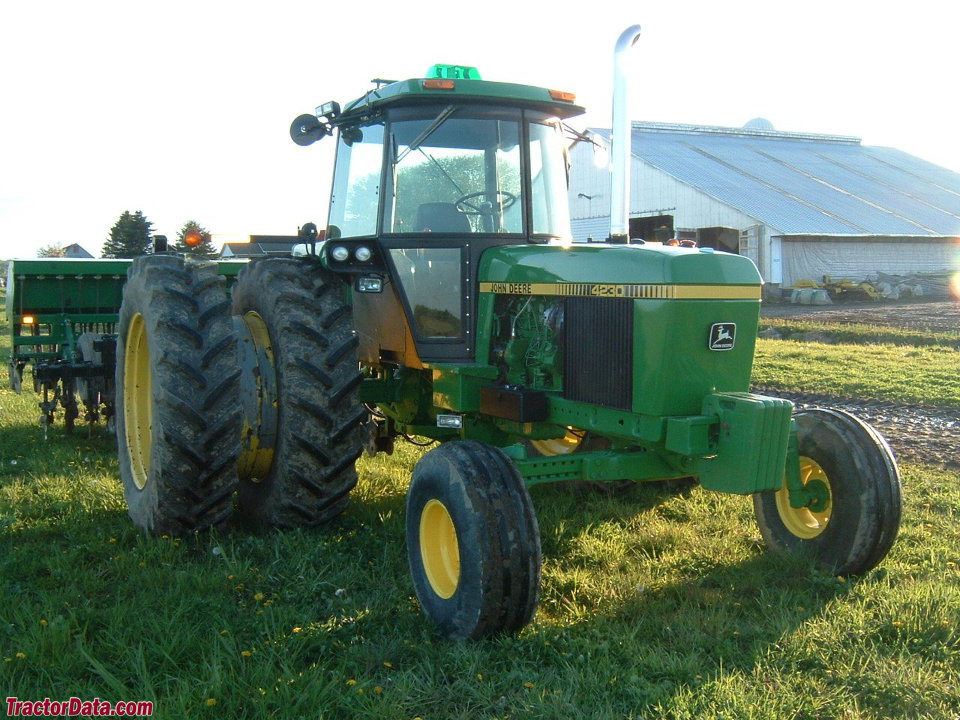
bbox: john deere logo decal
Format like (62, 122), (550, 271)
(709, 323), (736, 351)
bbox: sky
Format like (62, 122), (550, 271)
(2, 0), (958, 259)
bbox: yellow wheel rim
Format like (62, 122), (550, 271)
(530, 427), (584, 456)
(237, 311), (276, 481)
(775, 456), (832, 539)
(419, 499), (460, 599)
(123, 312), (152, 491)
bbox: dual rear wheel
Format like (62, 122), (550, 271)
(115, 255), (364, 535)
(115, 255), (542, 639)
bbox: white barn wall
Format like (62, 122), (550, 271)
(780, 237), (957, 286)
(569, 142), (776, 275)
(568, 140), (613, 230)
(568, 143), (766, 239)
(633, 163), (763, 234)
(571, 217), (610, 243)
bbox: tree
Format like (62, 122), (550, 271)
(103, 211), (153, 258)
(172, 220), (217, 259)
(38, 243), (68, 257)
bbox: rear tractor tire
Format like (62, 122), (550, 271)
(753, 408), (902, 576)
(406, 441), (541, 640)
(115, 255), (241, 535)
(231, 257), (365, 530)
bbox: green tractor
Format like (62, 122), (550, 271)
(114, 57), (902, 639)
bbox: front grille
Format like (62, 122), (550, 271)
(562, 297), (633, 410)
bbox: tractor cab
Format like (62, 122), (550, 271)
(293, 66), (584, 365)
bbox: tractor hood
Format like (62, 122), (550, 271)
(478, 243), (762, 298)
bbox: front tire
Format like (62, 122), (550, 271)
(231, 257), (365, 530)
(115, 255), (241, 535)
(406, 441), (541, 640)
(753, 408), (902, 575)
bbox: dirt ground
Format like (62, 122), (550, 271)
(757, 297), (960, 470)
(760, 297), (960, 333)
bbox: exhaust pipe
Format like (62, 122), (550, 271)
(609, 24), (642, 242)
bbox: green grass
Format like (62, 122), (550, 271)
(753, 339), (960, 405)
(759, 318), (960, 349)
(2, 307), (959, 719)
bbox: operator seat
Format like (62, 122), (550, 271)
(415, 202), (471, 234)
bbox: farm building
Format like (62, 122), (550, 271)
(219, 235), (299, 258)
(568, 121), (960, 291)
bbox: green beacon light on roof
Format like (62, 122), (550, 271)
(426, 64), (482, 80)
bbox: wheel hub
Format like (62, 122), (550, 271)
(529, 427), (584, 456)
(123, 312), (152, 491)
(235, 312), (278, 482)
(776, 456), (833, 539)
(419, 499), (460, 599)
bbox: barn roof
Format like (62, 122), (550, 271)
(593, 122), (960, 236)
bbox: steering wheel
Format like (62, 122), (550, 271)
(454, 190), (518, 215)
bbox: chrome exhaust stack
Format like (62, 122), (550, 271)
(609, 24), (642, 243)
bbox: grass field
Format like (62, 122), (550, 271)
(1, 305), (958, 719)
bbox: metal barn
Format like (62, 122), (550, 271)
(568, 121), (960, 289)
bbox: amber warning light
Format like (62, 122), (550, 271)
(184, 229), (204, 247)
(422, 78), (455, 90)
(549, 89), (576, 103)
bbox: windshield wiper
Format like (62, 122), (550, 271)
(395, 105), (457, 164)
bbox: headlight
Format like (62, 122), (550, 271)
(330, 245), (349, 262)
(355, 245), (372, 262)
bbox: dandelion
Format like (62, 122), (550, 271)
(384, 661), (393, 668)
(477, 673), (483, 681)
(837, 576), (846, 583)
(219, 630), (229, 636)
(39, 619), (48, 627)
(205, 698), (217, 707)
(892, 621), (904, 628)
(241, 650), (252, 657)
(109, 537), (117, 544)
(15, 653), (26, 659)
(524, 681), (534, 689)
(254, 592), (264, 601)
(374, 686), (383, 695)
(292, 627), (302, 634)
(346, 679), (357, 686)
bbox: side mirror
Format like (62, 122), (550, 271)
(290, 114), (326, 146)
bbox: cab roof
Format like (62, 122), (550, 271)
(338, 77), (585, 122)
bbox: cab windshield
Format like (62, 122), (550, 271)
(327, 107), (572, 240)
(385, 110), (523, 235)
